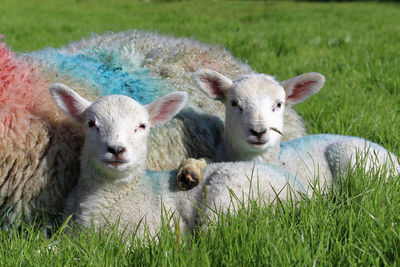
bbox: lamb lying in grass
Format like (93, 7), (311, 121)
(51, 84), (304, 236)
(178, 69), (400, 195)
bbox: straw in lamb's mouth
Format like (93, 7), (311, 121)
(269, 127), (283, 136)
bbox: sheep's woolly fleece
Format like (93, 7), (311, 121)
(0, 30), (306, 227)
(0, 38), (82, 228)
(27, 46), (170, 104)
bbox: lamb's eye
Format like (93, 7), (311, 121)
(87, 119), (99, 132)
(231, 100), (243, 112)
(135, 123), (147, 132)
(273, 102), (283, 112)
(88, 120), (96, 128)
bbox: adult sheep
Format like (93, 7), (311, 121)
(0, 30), (316, 229)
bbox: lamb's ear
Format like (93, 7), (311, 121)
(281, 72), (325, 105)
(192, 69), (233, 100)
(145, 91), (188, 126)
(50, 83), (91, 122)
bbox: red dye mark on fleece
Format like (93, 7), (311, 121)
(184, 51), (221, 72)
(0, 41), (52, 139)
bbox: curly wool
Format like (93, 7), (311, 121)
(0, 41), (49, 140)
(27, 47), (171, 104)
(0, 40), (83, 228)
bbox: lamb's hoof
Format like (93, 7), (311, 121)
(177, 158), (207, 191)
(177, 168), (200, 191)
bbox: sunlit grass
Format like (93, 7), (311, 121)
(1, 165), (399, 265)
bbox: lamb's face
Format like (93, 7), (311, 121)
(50, 83), (187, 179)
(83, 95), (150, 172)
(224, 75), (285, 153)
(193, 69), (325, 159)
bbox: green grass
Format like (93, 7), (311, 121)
(2, 168), (400, 266)
(1, 0), (400, 265)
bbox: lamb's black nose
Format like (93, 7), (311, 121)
(249, 128), (267, 138)
(107, 146), (126, 156)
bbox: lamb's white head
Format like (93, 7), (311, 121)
(193, 69), (325, 158)
(50, 83), (187, 178)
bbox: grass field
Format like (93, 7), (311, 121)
(1, 0), (400, 265)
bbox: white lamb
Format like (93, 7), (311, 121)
(178, 69), (400, 195)
(50, 83), (304, 237)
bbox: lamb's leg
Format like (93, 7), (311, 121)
(177, 158), (208, 190)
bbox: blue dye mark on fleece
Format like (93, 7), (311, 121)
(143, 170), (179, 194)
(280, 134), (377, 154)
(279, 134), (345, 154)
(26, 47), (171, 104)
